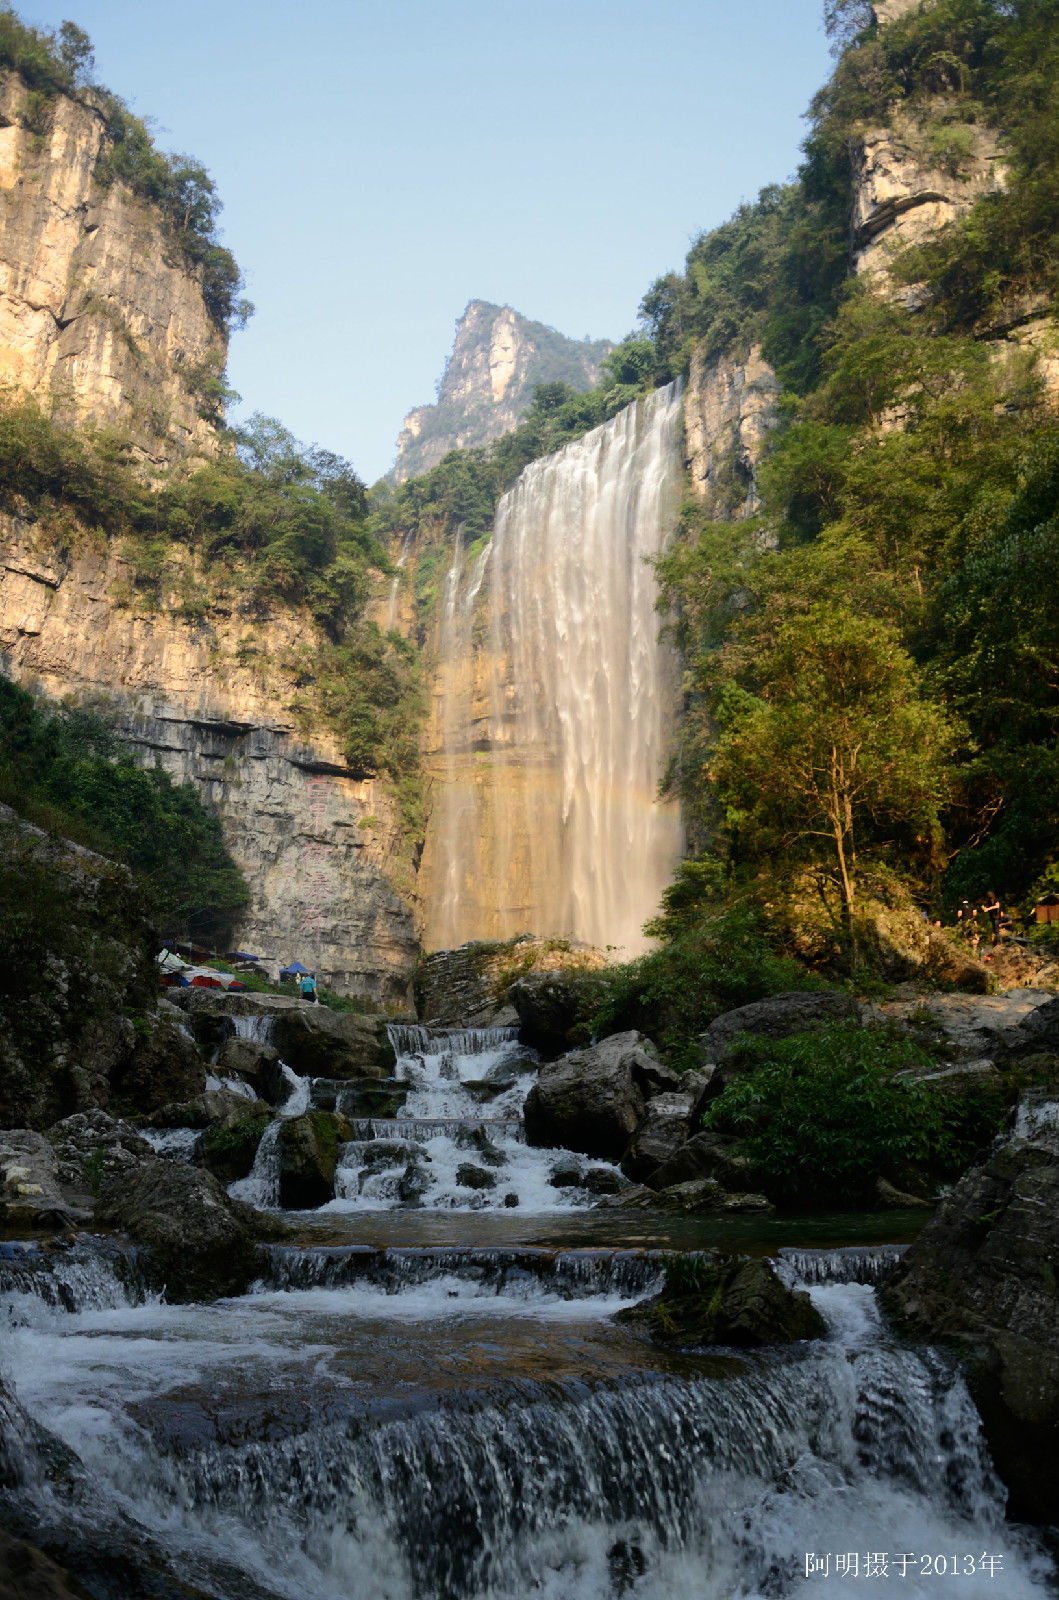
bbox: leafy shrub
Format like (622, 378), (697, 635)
(704, 1023), (1008, 1205)
(587, 910), (816, 1070)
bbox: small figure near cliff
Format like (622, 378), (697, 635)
(299, 972), (318, 1004)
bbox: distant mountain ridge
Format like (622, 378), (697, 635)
(391, 301), (612, 483)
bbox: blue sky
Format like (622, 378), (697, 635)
(21, 1), (834, 481)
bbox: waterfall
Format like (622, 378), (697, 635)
(231, 1014), (276, 1045)
(423, 382), (685, 956)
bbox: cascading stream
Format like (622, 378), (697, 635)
(329, 1024), (626, 1212)
(1, 1243), (1052, 1600)
(424, 383), (685, 955)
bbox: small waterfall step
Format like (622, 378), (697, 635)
(259, 1242), (670, 1299)
(775, 1244), (907, 1287)
(348, 1117), (525, 1142)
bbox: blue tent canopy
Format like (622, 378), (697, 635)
(281, 962), (311, 976)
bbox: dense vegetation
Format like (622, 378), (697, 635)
(0, 398), (424, 823)
(637, 0), (1059, 957)
(0, 676), (248, 941)
(0, 7), (248, 330)
(703, 1023), (1007, 1205)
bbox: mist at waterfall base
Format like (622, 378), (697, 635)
(424, 383), (685, 957)
(1, 1022), (1055, 1599)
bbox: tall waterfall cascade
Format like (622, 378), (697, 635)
(422, 382), (686, 955)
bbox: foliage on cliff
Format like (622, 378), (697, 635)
(394, 303), (613, 477)
(0, 5), (248, 331)
(0, 676), (248, 941)
(0, 398), (424, 822)
(644, 0), (1059, 946)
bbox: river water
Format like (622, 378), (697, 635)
(1, 1024), (1055, 1599)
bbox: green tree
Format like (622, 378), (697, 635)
(711, 607), (955, 953)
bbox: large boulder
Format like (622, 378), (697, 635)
(861, 987), (1056, 1062)
(47, 1110), (155, 1193)
(1020, 994), (1059, 1051)
(523, 1032), (652, 1159)
(214, 1037), (287, 1103)
(700, 990), (858, 1069)
(96, 1160), (283, 1301)
(600, 1177), (773, 1214)
(270, 1008), (394, 1079)
(879, 1122), (1059, 1522)
(277, 1111), (352, 1209)
(621, 1094), (694, 1184)
(146, 1086), (263, 1130)
(620, 1255), (825, 1347)
(109, 1017), (205, 1114)
(199, 1111), (273, 1184)
(509, 971), (595, 1053)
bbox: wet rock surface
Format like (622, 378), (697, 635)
(214, 1038), (286, 1104)
(603, 1177), (773, 1215)
(621, 1255), (825, 1348)
(523, 1032), (651, 1159)
(621, 1095), (694, 1185)
(199, 1113), (272, 1184)
(95, 1160), (284, 1301)
(880, 1122), (1059, 1522)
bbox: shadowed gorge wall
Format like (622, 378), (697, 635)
(420, 383), (685, 956)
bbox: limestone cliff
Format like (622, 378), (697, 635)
(0, 71), (222, 465)
(392, 301), (612, 483)
(0, 524), (418, 1003)
(683, 344), (779, 517)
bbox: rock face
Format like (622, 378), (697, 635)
(0, 531), (419, 1002)
(392, 301), (612, 482)
(96, 1159), (281, 1301)
(852, 109), (1004, 284)
(271, 1006), (394, 1079)
(880, 1124), (1059, 1522)
(861, 987), (1057, 1061)
(171, 990), (396, 1077)
(0, 72), (221, 466)
(700, 989), (859, 1068)
(508, 969), (598, 1054)
(684, 344), (779, 514)
(523, 1032), (651, 1160)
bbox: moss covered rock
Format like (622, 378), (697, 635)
(621, 1255), (825, 1347)
(277, 1111), (352, 1209)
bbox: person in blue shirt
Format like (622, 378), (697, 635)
(299, 972), (318, 1004)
